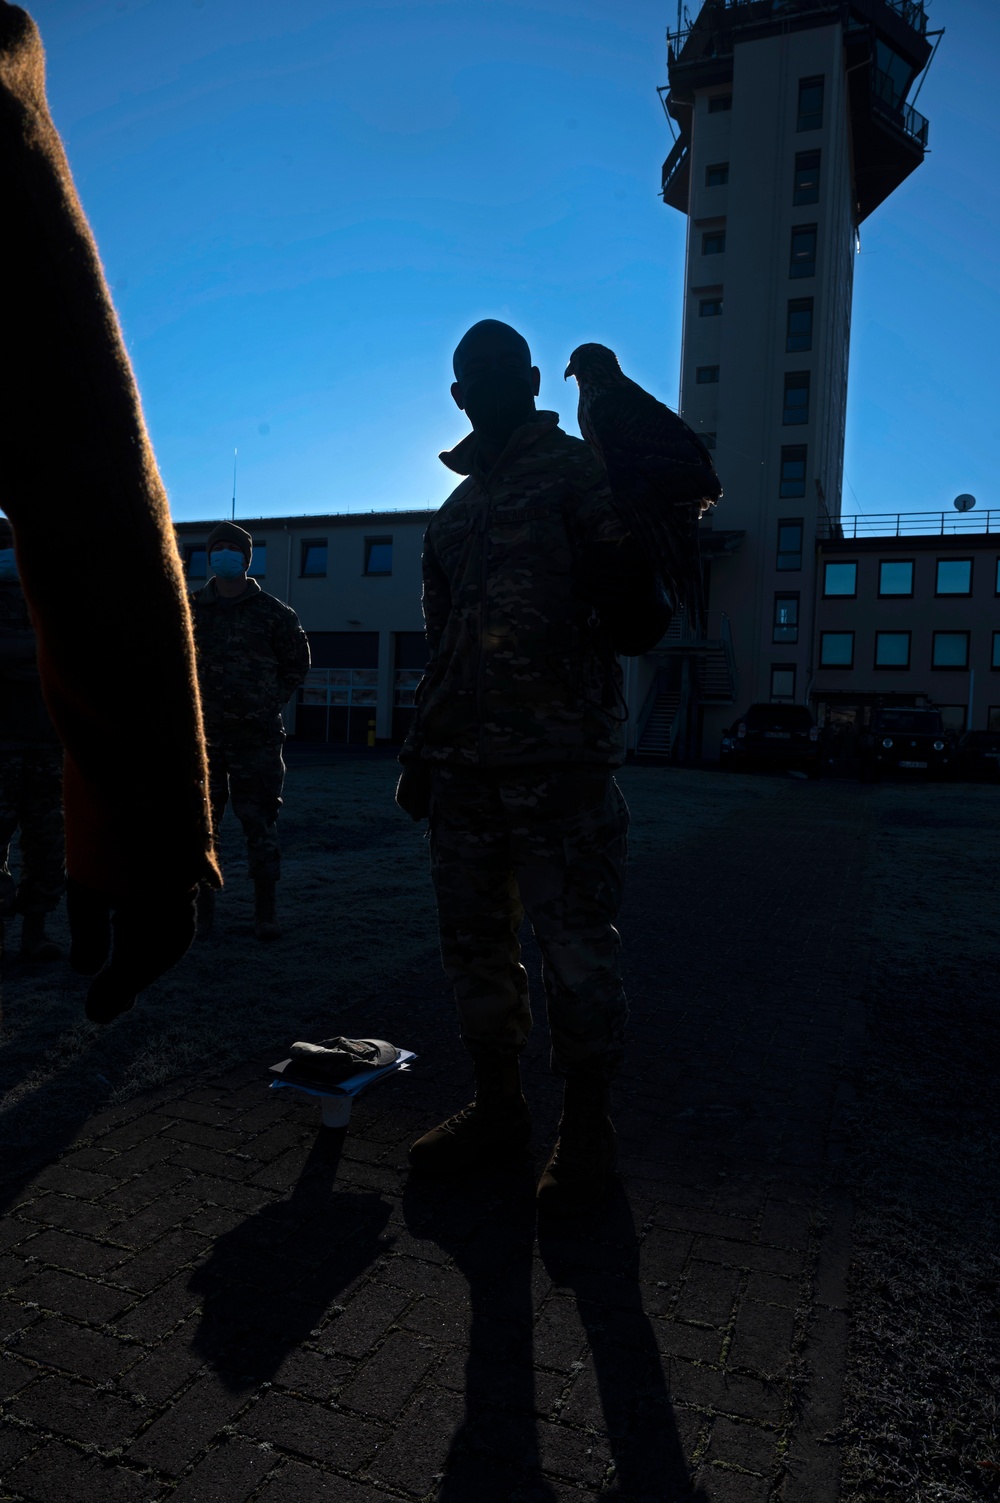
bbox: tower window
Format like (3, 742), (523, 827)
(823, 561), (857, 597)
(771, 665), (796, 700)
(699, 298), (723, 317)
(936, 558), (972, 595)
(300, 539), (328, 578)
(790, 225), (817, 278)
(708, 95), (732, 113)
(932, 631), (970, 669)
(879, 559), (914, 596)
(773, 594), (799, 644)
(777, 519), (803, 571)
(705, 162), (729, 187)
(702, 230), (726, 254)
(875, 632), (911, 669)
(248, 541), (267, 578)
(820, 632), (854, 668)
(779, 446), (807, 498)
(185, 547), (207, 579)
(797, 76), (824, 131)
(783, 371), (811, 425)
(786, 298), (814, 352)
(793, 150), (821, 205)
(696, 365), (720, 384)
(364, 537), (393, 575)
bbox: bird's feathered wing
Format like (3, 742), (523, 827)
(578, 374), (721, 627)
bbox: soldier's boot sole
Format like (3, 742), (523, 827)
(537, 1078), (617, 1218)
(409, 1096), (533, 1176)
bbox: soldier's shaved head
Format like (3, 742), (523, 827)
(453, 320), (532, 382)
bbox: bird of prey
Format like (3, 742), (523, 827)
(565, 342), (721, 627)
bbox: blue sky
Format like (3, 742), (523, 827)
(32, 0), (999, 524)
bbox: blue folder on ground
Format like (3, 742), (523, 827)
(269, 1036), (415, 1126)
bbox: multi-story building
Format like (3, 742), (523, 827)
(659, 0), (937, 753)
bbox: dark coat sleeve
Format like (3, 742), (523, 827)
(0, 4), (218, 897)
(272, 604), (311, 702)
(398, 526), (447, 763)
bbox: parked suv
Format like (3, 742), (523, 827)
(720, 703), (822, 776)
(955, 728), (1000, 781)
(858, 705), (951, 782)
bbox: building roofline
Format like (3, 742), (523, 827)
(173, 510), (437, 533)
(819, 531), (1000, 552)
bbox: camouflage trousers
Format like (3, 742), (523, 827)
(207, 737), (285, 881)
(429, 764), (630, 1080)
(0, 748), (66, 917)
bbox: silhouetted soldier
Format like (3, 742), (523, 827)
(0, 517), (65, 961)
(396, 320), (670, 1215)
(191, 522), (310, 941)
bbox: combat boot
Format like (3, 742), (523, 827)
(19, 912), (61, 963)
(195, 884), (216, 939)
(536, 1077), (617, 1217)
(409, 1053), (531, 1176)
(253, 878), (282, 941)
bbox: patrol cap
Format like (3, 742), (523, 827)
(453, 320), (532, 381)
(206, 521), (253, 564)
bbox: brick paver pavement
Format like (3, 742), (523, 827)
(0, 778), (872, 1502)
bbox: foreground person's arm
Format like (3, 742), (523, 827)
(0, 4), (220, 1020)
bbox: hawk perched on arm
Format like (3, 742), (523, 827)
(565, 343), (721, 627)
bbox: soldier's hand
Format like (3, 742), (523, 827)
(395, 764), (432, 822)
(67, 879), (198, 1024)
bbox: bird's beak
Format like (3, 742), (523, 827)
(563, 362), (573, 380)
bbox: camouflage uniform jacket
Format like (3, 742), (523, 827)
(401, 412), (635, 769)
(191, 578), (310, 744)
(0, 580), (60, 751)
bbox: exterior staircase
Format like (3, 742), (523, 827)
(637, 688), (683, 755)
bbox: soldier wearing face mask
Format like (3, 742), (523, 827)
(190, 522), (310, 941)
(0, 517), (65, 961)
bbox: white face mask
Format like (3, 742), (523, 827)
(210, 548), (247, 581)
(0, 549), (18, 582)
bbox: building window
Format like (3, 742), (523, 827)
(790, 224), (817, 278)
(995, 558), (1000, 595)
(702, 431), (717, 450)
(938, 705), (968, 733)
(879, 559), (914, 596)
(773, 594), (799, 644)
(702, 230), (726, 255)
(797, 76), (824, 131)
(820, 632), (854, 668)
(793, 150), (821, 204)
(936, 558), (972, 595)
(779, 446), (807, 498)
(786, 298), (814, 352)
(696, 365), (720, 384)
(248, 541), (267, 578)
(699, 297), (723, 317)
(993, 631), (1000, 670)
(783, 370), (811, 425)
(185, 546), (207, 579)
(777, 519), (803, 571)
(823, 560), (857, 597)
(300, 539), (328, 577)
(875, 631), (911, 669)
(990, 706), (1000, 731)
(364, 536), (392, 575)
(932, 631), (970, 669)
(708, 95), (732, 113)
(771, 665), (796, 700)
(705, 162), (729, 186)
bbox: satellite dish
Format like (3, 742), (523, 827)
(953, 494), (976, 512)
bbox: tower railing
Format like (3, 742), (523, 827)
(667, 0), (928, 54)
(871, 66), (929, 146)
(819, 511), (999, 540)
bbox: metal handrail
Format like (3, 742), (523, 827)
(661, 137), (690, 197)
(820, 511), (999, 540)
(871, 66), (929, 146)
(667, 0), (928, 52)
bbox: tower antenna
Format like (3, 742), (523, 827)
(231, 448), (237, 520)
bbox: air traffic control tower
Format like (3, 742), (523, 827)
(660, 0), (935, 752)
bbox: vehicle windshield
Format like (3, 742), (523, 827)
(744, 705), (813, 731)
(876, 711), (943, 733)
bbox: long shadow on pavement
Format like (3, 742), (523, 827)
(187, 1129), (394, 1390)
